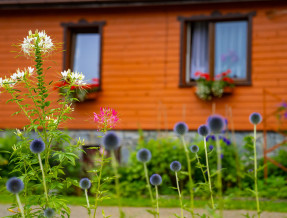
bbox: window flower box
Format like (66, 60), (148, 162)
(54, 78), (100, 102)
(194, 70), (235, 101)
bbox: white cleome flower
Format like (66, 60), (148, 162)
(60, 69), (86, 86)
(28, 67), (35, 75)
(21, 30), (54, 56)
(61, 70), (70, 79)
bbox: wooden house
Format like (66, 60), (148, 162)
(0, 0), (287, 134)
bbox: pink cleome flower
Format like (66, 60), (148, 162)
(93, 107), (119, 132)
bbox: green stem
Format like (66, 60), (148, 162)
(144, 162), (154, 202)
(180, 136), (194, 218)
(203, 137), (215, 209)
(215, 135), (223, 217)
(175, 172), (184, 218)
(111, 150), (122, 214)
(253, 125), (260, 218)
(38, 153), (48, 202)
(85, 189), (91, 218)
(196, 154), (207, 183)
(155, 185), (159, 218)
(93, 146), (106, 218)
(16, 194), (25, 218)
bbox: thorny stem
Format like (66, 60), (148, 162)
(203, 137), (215, 209)
(180, 136), (194, 218)
(38, 153), (49, 202)
(175, 172), (184, 218)
(215, 135), (223, 218)
(85, 189), (91, 218)
(253, 125), (260, 218)
(16, 194), (25, 218)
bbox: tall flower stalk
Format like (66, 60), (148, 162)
(190, 145), (207, 183)
(174, 122), (194, 217)
(102, 131), (123, 216)
(170, 161), (184, 218)
(249, 112), (262, 218)
(29, 139), (48, 202)
(80, 178), (92, 218)
(150, 174), (162, 218)
(137, 148), (155, 217)
(198, 124), (215, 209)
(1, 30), (86, 217)
(93, 107), (119, 217)
(207, 115), (225, 217)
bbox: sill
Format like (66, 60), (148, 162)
(75, 91), (100, 103)
(179, 80), (251, 88)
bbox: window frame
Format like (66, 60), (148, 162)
(178, 11), (256, 87)
(61, 19), (106, 91)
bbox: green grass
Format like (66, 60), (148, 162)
(1, 194), (286, 213)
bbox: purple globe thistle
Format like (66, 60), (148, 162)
(170, 161), (181, 172)
(190, 145), (199, 153)
(79, 178), (91, 190)
(6, 177), (24, 194)
(206, 135), (216, 141)
(150, 174), (162, 186)
(198, 125), (209, 137)
(209, 145), (214, 151)
(173, 122), (188, 136)
(207, 115), (225, 134)
(44, 208), (55, 217)
(30, 139), (45, 154)
(249, 112), (262, 125)
(102, 131), (120, 150)
(224, 138), (231, 146)
(137, 148), (152, 163)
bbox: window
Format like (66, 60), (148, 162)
(61, 20), (105, 88)
(178, 12), (256, 87)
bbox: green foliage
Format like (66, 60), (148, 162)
(0, 31), (86, 217)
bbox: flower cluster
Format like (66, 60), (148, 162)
(61, 69), (86, 86)
(195, 70), (234, 101)
(94, 107), (119, 131)
(0, 67), (34, 89)
(21, 30), (53, 56)
(55, 73), (100, 102)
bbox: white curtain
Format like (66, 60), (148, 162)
(214, 21), (247, 79)
(73, 33), (100, 83)
(190, 22), (209, 79)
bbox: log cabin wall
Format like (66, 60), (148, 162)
(0, 1), (287, 131)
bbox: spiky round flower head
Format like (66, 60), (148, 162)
(207, 115), (225, 134)
(170, 161), (182, 172)
(198, 125), (209, 137)
(209, 145), (214, 151)
(249, 112), (262, 125)
(102, 131), (120, 150)
(190, 145), (199, 153)
(137, 148), (152, 163)
(44, 208), (55, 217)
(30, 139), (45, 154)
(79, 178), (91, 190)
(173, 122), (188, 136)
(150, 174), (162, 186)
(6, 177), (24, 194)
